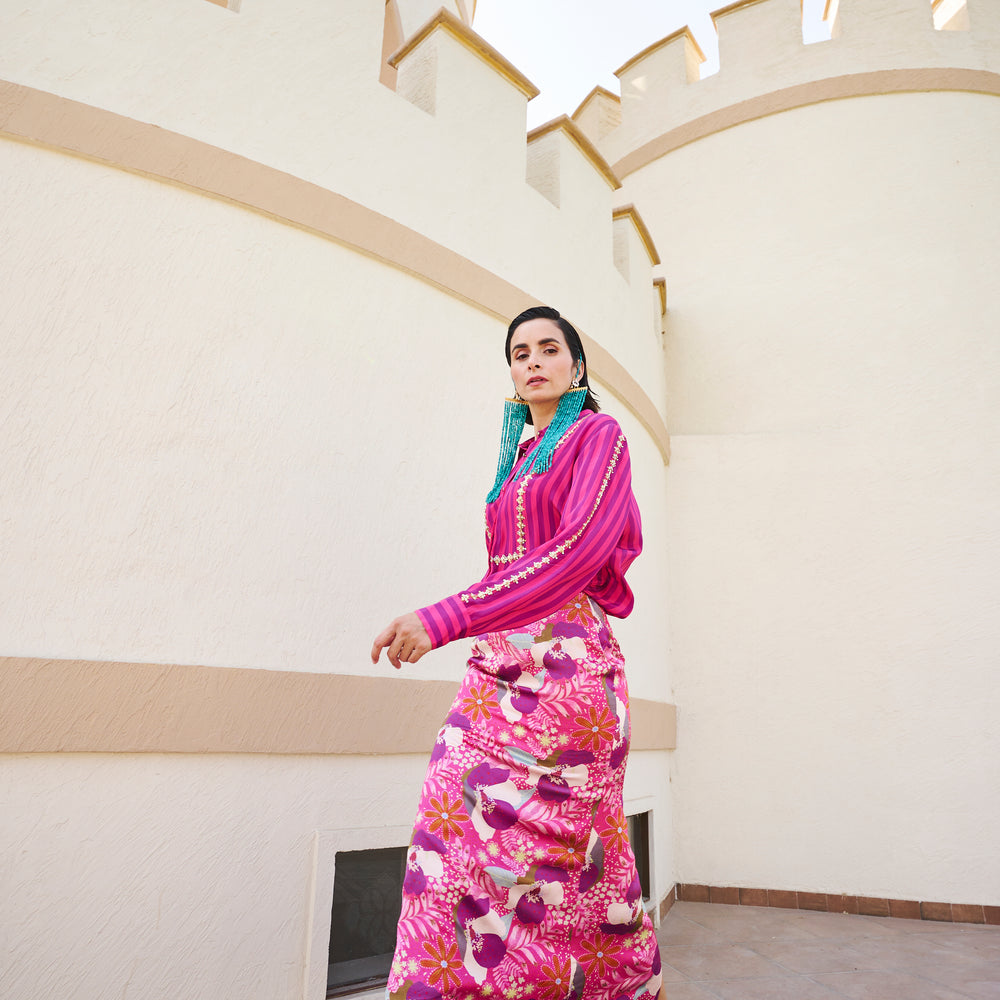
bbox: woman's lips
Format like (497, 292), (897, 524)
(527, 377), (547, 386)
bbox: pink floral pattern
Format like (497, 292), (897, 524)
(387, 595), (662, 1000)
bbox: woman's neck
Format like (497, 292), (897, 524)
(528, 401), (558, 432)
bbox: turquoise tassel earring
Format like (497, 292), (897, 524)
(486, 367), (589, 502)
(518, 384), (587, 478)
(485, 395), (529, 503)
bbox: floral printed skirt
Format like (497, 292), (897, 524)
(387, 595), (663, 1000)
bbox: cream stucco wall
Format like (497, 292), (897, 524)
(0, 3), (674, 997)
(2, 753), (429, 1000)
(0, 0), (666, 422)
(0, 136), (477, 678)
(0, 133), (668, 691)
(602, 2), (1000, 905)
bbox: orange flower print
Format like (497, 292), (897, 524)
(600, 811), (629, 853)
(572, 706), (617, 752)
(419, 933), (463, 991)
(547, 835), (586, 869)
(580, 934), (620, 978)
(423, 791), (465, 841)
(460, 682), (499, 724)
(562, 596), (595, 626)
(538, 956), (572, 1000)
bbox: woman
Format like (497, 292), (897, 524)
(372, 306), (664, 1000)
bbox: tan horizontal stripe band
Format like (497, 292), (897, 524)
(614, 68), (1000, 177)
(0, 79), (669, 463)
(0, 656), (677, 755)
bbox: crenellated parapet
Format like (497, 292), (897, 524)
(0, 0), (668, 451)
(575, 0), (1000, 176)
(385, 10), (669, 442)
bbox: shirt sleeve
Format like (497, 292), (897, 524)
(415, 416), (635, 648)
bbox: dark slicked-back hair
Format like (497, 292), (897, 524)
(505, 306), (600, 425)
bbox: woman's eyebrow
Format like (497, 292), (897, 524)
(512, 337), (561, 352)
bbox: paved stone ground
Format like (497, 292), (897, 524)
(657, 900), (1000, 1000)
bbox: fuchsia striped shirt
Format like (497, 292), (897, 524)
(415, 410), (642, 648)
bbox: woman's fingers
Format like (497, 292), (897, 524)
(370, 624), (395, 664)
(372, 613), (431, 668)
(387, 632), (405, 670)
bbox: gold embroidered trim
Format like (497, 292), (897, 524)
(466, 433), (625, 603)
(489, 420), (586, 567)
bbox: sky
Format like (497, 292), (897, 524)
(473, 0), (834, 128)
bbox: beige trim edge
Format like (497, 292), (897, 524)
(614, 68), (1000, 177)
(571, 85), (621, 122)
(387, 7), (539, 99)
(0, 79), (669, 462)
(653, 277), (667, 316)
(527, 114), (622, 192)
(615, 26), (705, 79)
(0, 656), (677, 755)
(612, 203), (661, 267)
(711, 0), (772, 26)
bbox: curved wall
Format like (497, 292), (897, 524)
(0, 3), (674, 998)
(597, 0), (1000, 904)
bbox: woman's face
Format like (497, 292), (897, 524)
(508, 318), (581, 416)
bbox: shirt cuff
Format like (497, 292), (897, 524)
(415, 594), (470, 649)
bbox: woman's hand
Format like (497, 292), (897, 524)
(371, 613), (432, 669)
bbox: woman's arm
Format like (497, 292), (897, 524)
(416, 415), (636, 648)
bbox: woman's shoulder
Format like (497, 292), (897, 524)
(574, 410), (625, 440)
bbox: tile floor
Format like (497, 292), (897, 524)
(657, 900), (1000, 1000)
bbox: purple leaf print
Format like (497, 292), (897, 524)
(407, 984), (442, 1000)
(465, 762), (509, 789)
(456, 895), (508, 968)
(497, 662), (521, 684)
(403, 864), (426, 895)
(480, 790), (519, 831)
(626, 872), (642, 905)
(559, 748), (594, 767)
(600, 914), (643, 935)
(508, 685), (538, 715)
(538, 772), (571, 802)
(535, 865), (569, 883)
(579, 836), (604, 893)
(411, 829), (446, 853)
(514, 887), (546, 924)
(403, 829), (446, 895)
(551, 620), (588, 640)
(542, 643), (577, 680)
(456, 894), (489, 927)
(462, 761), (510, 815)
(471, 929), (506, 968)
(431, 713), (471, 761)
(609, 738), (629, 770)
(511, 863), (569, 924)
